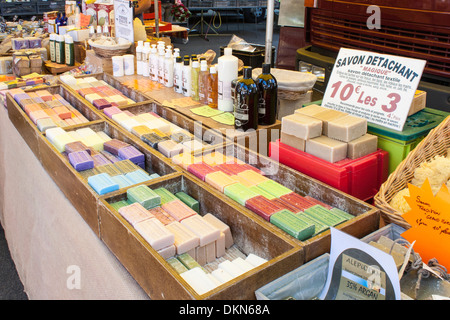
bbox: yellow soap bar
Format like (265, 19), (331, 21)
(205, 171), (237, 192)
(237, 170), (268, 186)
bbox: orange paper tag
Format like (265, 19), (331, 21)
(79, 14), (91, 28)
(401, 179), (450, 270)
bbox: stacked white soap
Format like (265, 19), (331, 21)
(281, 104), (378, 163)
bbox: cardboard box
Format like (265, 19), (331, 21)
(84, 50), (113, 74)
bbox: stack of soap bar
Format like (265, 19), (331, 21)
(294, 104), (328, 117)
(68, 150), (94, 171)
(134, 218), (174, 251)
(127, 185), (161, 209)
(305, 135), (348, 163)
(245, 195), (283, 221)
(270, 209), (315, 241)
(223, 183), (258, 206)
(149, 206), (176, 225)
(347, 133), (378, 159)
(327, 114), (367, 142)
(118, 202), (154, 226)
(205, 171), (237, 192)
(175, 192), (200, 213)
(165, 221), (200, 255)
(257, 179), (292, 198)
(87, 172), (119, 195)
(202, 213), (232, 255)
(281, 113), (322, 140)
(311, 109), (347, 135)
(162, 199), (197, 222)
(280, 132), (306, 151)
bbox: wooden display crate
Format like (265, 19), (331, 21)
(191, 142), (381, 262)
(37, 119), (181, 235)
(98, 173), (304, 300)
(6, 84), (104, 162)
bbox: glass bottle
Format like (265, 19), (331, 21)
(234, 66), (259, 131)
(255, 63), (278, 125)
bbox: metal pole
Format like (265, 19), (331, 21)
(154, 0), (160, 37)
(265, 0), (275, 65)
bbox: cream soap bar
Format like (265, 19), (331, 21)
(305, 135), (348, 163)
(281, 113), (322, 140)
(165, 221), (200, 254)
(203, 213), (234, 249)
(347, 133), (378, 159)
(280, 132), (306, 151)
(118, 202), (154, 226)
(181, 215), (220, 246)
(180, 267), (218, 295)
(205, 170), (237, 192)
(327, 114), (367, 142)
(162, 199), (197, 222)
(312, 109), (348, 135)
(294, 104), (328, 117)
(134, 218), (175, 251)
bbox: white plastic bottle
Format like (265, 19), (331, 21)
(217, 47), (239, 112)
(142, 42), (150, 77)
(157, 48), (165, 84)
(182, 58), (191, 97)
(136, 41), (144, 75)
(149, 44), (158, 81)
(164, 49), (174, 87)
(174, 56), (183, 94)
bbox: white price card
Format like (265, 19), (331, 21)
(322, 48), (426, 131)
(114, 0), (134, 43)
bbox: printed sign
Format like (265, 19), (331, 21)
(114, 0), (134, 43)
(322, 48), (426, 131)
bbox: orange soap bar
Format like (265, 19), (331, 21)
(162, 199), (197, 222)
(205, 171), (237, 192)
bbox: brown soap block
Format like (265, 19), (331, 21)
(305, 135), (347, 163)
(29, 55), (42, 67)
(294, 104), (328, 117)
(327, 114), (367, 142)
(30, 67), (42, 74)
(312, 109), (348, 135)
(347, 133), (378, 159)
(280, 132), (306, 151)
(13, 55), (30, 68)
(281, 113), (322, 140)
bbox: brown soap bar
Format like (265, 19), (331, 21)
(281, 113), (322, 140)
(347, 133), (378, 159)
(280, 132), (306, 151)
(327, 114), (367, 142)
(305, 135), (347, 163)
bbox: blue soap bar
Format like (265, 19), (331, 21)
(149, 173), (160, 179)
(88, 173), (120, 195)
(111, 174), (134, 189)
(125, 169), (152, 184)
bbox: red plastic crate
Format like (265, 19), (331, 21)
(269, 140), (389, 201)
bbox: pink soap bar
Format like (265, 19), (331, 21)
(103, 106), (123, 118)
(29, 110), (50, 124)
(118, 202), (154, 226)
(215, 163), (247, 175)
(65, 141), (91, 154)
(165, 221), (200, 254)
(187, 163), (217, 181)
(134, 218), (175, 251)
(149, 206), (175, 225)
(162, 199), (197, 222)
(180, 215), (221, 246)
(103, 139), (130, 155)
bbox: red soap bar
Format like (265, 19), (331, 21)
(240, 163), (264, 175)
(271, 198), (303, 214)
(304, 196), (333, 210)
(24, 103), (42, 115)
(187, 163), (217, 181)
(215, 163), (247, 176)
(53, 106), (72, 119)
(245, 195), (284, 221)
(280, 192), (315, 211)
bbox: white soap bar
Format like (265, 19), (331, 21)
(232, 257), (254, 273)
(180, 267), (218, 295)
(327, 114), (367, 142)
(137, 112), (158, 122)
(145, 119), (171, 133)
(281, 113), (322, 140)
(181, 215), (221, 246)
(45, 127), (66, 141)
(215, 232), (226, 258)
(85, 93), (102, 103)
(121, 118), (141, 132)
(131, 115), (147, 124)
(96, 131), (112, 142)
(245, 253), (268, 267)
(76, 127), (97, 138)
(202, 213), (234, 249)
(67, 130), (83, 141)
(165, 221), (200, 255)
(218, 260), (245, 278)
(211, 268), (234, 283)
(182, 139), (205, 153)
(134, 218), (175, 251)
(207, 273), (223, 287)
(112, 112), (132, 124)
(158, 244), (176, 260)
(305, 135), (348, 163)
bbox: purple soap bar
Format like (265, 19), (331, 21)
(93, 98), (112, 110)
(103, 106), (123, 118)
(14, 93), (31, 103)
(118, 145), (145, 164)
(92, 153), (111, 167)
(103, 139), (130, 155)
(65, 141), (91, 155)
(68, 150), (94, 171)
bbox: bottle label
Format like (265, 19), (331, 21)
(258, 97), (266, 116)
(218, 81), (223, 99)
(235, 94), (249, 126)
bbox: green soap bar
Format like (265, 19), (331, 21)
(257, 179), (292, 198)
(110, 199), (131, 211)
(167, 257), (188, 274)
(304, 205), (345, 226)
(127, 184), (161, 209)
(175, 191), (199, 213)
(330, 207), (354, 220)
(249, 185), (277, 200)
(115, 159), (139, 174)
(295, 212), (329, 235)
(270, 209), (315, 241)
(95, 163), (122, 176)
(224, 183), (259, 206)
(154, 187), (178, 205)
(177, 253), (202, 270)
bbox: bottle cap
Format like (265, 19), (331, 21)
(192, 60), (199, 68)
(64, 35), (73, 44)
(243, 66), (252, 79)
(176, 56), (183, 63)
(184, 59), (190, 65)
(262, 63), (271, 74)
(224, 47), (232, 55)
(138, 40), (143, 47)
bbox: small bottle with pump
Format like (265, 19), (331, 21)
(164, 49), (174, 87)
(174, 56), (183, 94)
(198, 60), (209, 105)
(182, 58), (191, 97)
(190, 60), (200, 101)
(207, 66), (218, 109)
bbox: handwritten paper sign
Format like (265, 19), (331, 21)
(322, 48), (426, 131)
(401, 179), (450, 270)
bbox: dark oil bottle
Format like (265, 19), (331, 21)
(234, 66), (259, 131)
(255, 63), (278, 125)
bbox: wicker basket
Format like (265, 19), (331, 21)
(374, 115), (450, 229)
(88, 40), (131, 58)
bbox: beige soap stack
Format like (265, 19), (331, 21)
(280, 104), (378, 163)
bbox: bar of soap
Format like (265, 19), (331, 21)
(158, 244), (176, 260)
(123, 169), (150, 184)
(202, 213), (233, 249)
(171, 130), (193, 144)
(115, 159), (139, 174)
(162, 199), (197, 222)
(180, 267), (217, 295)
(68, 150), (94, 171)
(109, 199), (131, 211)
(181, 215), (220, 246)
(165, 221), (200, 254)
(157, 139), (183, 158)
(64, 141), (90, 154)
(118, 145), (145, 164)
(153, 187), (178, 205)
(215, 163), (247, 176)
(187, 163), (217, 181)
(237, 170), (268, 186)
(81, 134), (105, 152)
(218, 260), (245, 278)
(280, 192), (315, 211)
(103, 139), (129, 155)
(103, 106), (123, 118)
(134, 218), (175, 251)
(327, 114), (367, 142)
(111, 174), (134, 188)
(347, 133), (378, 159)
(76, 127), (97, 138)
(167, 257), (189, 274)
(245, 253), (268, 267)
(312, 108), (348, 135)
(249, 185), (277, 200)
(295, 212), (329, 235)
(223, 183), (259, 206)
(305, 135), (347, 163)
(141, 132), (169, 148)
(329, 207), (354, 220)
(127, 184), (161, 209)
(256, 179), (292, 198)
(92, 153), (111, 167)
(205, 171), (237, 192)
(245, 195), (283, 221)
(232, 257), (254, 273)
(294, 104), (328, 117)
(270, 209), (315, 240)
(51, 132), (78, 152)
(280, 132), (306, 151)
(281, 113), (322, 140)
(87, 173), (120, 195)
(177, 252), (202, 270)
(211, 268), (234, 283)
(182, 139), (205, 153)
(304, 196), (333, 209)
(271, 197), (302, 214)
(118, 202), (154, 226)
(93, 98), (112, 110)
(36, 117), (57, 132)
(148, 206), (176, 225)
(175, 191), (200, 213)
(145, 118), (171, 133)
(303, 204), (346, 226)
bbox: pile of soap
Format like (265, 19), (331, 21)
(9, 88), (90, 131)
(281, 104), (378, 163)
(103, 106), (208, 157)
(172, 152), (354, 241)
(110, 186), (267, 295)
(59, 75), (135, 109)
(45, 127), (159, 195)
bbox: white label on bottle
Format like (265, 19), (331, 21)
(218, 81), (223, 99)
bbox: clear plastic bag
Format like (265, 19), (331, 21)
(226, 34), (256, 52)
